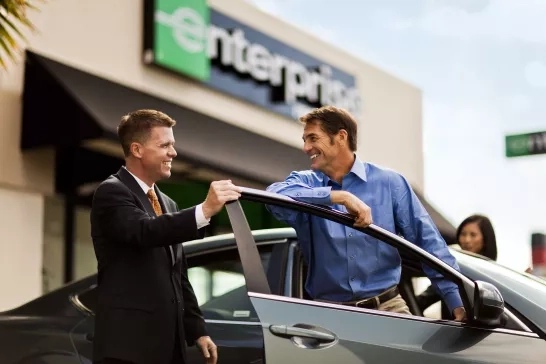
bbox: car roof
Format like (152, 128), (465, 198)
(182, 227), (297, 255)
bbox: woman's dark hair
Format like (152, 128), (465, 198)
(456, 214), (498, 261)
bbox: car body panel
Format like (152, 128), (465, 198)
(453, 249), (546, 335)
(0, 316), (82, 364)
(249, 293), (546, 364)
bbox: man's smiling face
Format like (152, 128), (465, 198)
(302, 121), (343, 172)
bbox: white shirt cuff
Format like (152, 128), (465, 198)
(195, 203), (210, 229)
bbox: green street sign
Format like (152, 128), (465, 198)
(154, 0), (210, 81)
(505, 131), (546, 158)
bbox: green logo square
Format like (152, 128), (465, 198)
(154, 0), (210, 81)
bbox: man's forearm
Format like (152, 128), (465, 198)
(268, 182), (332, 205)
(331, 191), (349, 205)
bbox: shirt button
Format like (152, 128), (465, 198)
(349, 233), (353, 237)
(296, 193), (301, 196)
(350, 255), (355, 260)
(351, 277), (355, 281)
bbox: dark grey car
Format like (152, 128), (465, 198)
(1, 187), (546, 363)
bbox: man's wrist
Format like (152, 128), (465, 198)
(201, 202), (212, 220)
(331, 191), (347, 205)
(195, 204), (211, 230)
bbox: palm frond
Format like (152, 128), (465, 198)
(0, 0), (45, 69)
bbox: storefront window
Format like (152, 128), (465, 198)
(42, 196), (65, 293)
(42, 196), (96, 293)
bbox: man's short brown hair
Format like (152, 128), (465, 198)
(299, 106), (358, 151)
(117, 109), (176, 157)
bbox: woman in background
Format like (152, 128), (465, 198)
(416, 214), (498, 317)
(456, 214), (498, 260)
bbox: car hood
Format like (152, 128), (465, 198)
(453, 249), (546, 334)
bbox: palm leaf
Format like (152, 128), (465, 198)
(0, 10), (27, 42)
(0, 36), (9, 68)
(0, 21), (17, 62)
(0, 0), (45, 69)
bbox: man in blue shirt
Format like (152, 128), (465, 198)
(266, 106), (466, 321)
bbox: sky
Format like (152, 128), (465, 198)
(246, 0), (546, 270)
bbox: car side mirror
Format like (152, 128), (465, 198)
(472, 280), (504, 326)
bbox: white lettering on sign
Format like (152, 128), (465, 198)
(209, 27), (362, 116)
(157, 8), (362, 117)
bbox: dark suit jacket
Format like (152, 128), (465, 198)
(90, 167), (207, 364)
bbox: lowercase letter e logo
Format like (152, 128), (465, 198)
(154, 0), (210, 81)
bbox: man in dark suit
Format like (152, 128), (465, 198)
(90, 109), (241, 364)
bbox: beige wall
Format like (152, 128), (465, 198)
(0, 0), (422, 310)
(0, 188), (43, 311)
(14, 0), (422, 188)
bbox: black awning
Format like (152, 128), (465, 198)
(21, 51), (310, 185)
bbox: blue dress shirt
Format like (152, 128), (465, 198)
(266, 156), (463, 313)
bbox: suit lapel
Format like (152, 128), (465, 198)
(117, 167), (157, 217)
(117, 167), (175, 266)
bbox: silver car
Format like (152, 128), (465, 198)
(227, 187), (546, 363)
(2, 187), (546, 363)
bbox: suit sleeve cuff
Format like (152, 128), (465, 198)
(185, 323), (209, 346)
(195, 203), (210, 229)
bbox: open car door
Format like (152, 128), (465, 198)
(226, 188), (546, 364)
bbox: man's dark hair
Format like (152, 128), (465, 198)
(299, 106), (358, 151)
(117, 109), (176, 157)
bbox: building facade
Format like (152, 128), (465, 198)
(0, 0), (429, 311)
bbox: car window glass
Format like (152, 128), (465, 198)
(74, 247), (273, 320)
(412, 277), (441, 318)
(187, 246), (272, 322)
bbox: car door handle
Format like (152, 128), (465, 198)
(269, 324), (335, 343)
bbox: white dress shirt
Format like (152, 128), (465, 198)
(123, 166), (210, 229)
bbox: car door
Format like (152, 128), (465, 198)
(227, 188), (546, 364)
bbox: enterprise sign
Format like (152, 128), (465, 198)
(144, 0), (362, 120)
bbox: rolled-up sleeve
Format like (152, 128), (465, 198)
(266, 172), (332, 226)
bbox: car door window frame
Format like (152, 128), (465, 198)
(289, 238), (534, 335)
(226, 188), (537, 338)
(227, 190), (474, 309)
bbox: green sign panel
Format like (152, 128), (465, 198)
(505, 131), (546, 158)
(143, 0), (362, 121)
(154, 0), (210, 81)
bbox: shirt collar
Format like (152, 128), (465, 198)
(323, 154), (367, 186)
(123, 166), (154, 194)
(350, 155), (368, 182)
